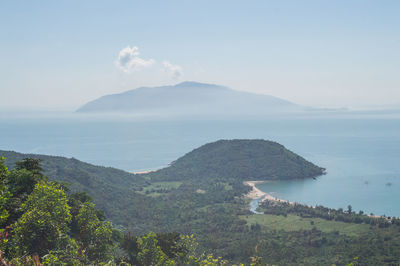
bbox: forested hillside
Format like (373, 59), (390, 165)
(149, 139), (325, 181)
(0, 139), (324, 233)
(0, 150), (146, 192)
(0, 150), (151, 226)
(1, 141), (400, 265)
(0, 157), (230, 265)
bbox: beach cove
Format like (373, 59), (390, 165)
(244, 181), (297, 214)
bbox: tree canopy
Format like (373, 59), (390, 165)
(0, 157), (234, 265)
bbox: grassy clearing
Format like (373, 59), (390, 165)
(223, 183), (233, 190)
(138, 181), (182, 197)
(241, 214), (371, 237)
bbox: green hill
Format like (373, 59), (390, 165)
(0, 150), (146, 191)
(149, 139), (325, 181)
(0, 150), (150, 225)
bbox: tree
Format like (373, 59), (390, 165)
(15, 158), (43, 175)
(136, 232), (174, 266)
(11, 180), (71, 256)
(0, 158), (11, 254)
(5, 159), (47, 224)
(0, 158), (10, 226)
(0, 157), (8, 181)
(156, 232), (182, 259)
(347, 205), (353, 214)
(10, 158), (46, 196)
(175, 234), (229, 265)
(120, 232), (139, 265)
(75, 201), (114, 262)
(41, 235), (84, 265)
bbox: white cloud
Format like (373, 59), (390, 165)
(115, 46), (155, 73)
(162, 61), (183, 79)
(115, 46), (184, 83)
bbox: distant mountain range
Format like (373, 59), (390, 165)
(77, 81), (302, 115)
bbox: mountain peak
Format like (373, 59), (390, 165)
(174, 81), (221, 88)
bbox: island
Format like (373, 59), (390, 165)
(76, 81), (302, 115)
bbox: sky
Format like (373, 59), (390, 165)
(1, 0), (399, 110)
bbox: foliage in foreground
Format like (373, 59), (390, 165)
(0, 157), (233, 265)
(2, 149), (400, 265)
(0, 157), (116, 264)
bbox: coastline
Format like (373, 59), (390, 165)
(243, 180), (294, 204)
(244, 181), (386, 219)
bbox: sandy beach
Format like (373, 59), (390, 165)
(243, 181), (266, 199)
(132, 169), (157, 175)
(243, 181), (294, 204)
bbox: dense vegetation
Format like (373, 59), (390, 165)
(149, 139), (325, 181)
(0, 157), (232, 265)
(260, 200), (400, 227)
(0, 150), (149, 228)
(1, 140), (400, 265)
(0, 150), (147, 193)
(0, 157), (116, 264)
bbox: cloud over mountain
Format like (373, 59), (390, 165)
(163, 61), (183, 79)
(115, 46), (184, 84)
(115, 46), (155, 73)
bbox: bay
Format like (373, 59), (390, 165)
(0, 112), (399, 216)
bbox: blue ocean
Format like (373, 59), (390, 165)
(1, 112), (399, 217)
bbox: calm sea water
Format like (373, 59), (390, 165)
(0, 112), (399, 216)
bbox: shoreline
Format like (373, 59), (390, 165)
(243, 180), (294, 204)
(243, 181), (387, 219)
(132, 169), (157, 175)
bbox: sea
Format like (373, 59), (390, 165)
(1, 110), (400, 217)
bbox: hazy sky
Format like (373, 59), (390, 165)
(1, 0), (399, 110)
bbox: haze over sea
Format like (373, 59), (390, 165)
(1, 111), (400, 217)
